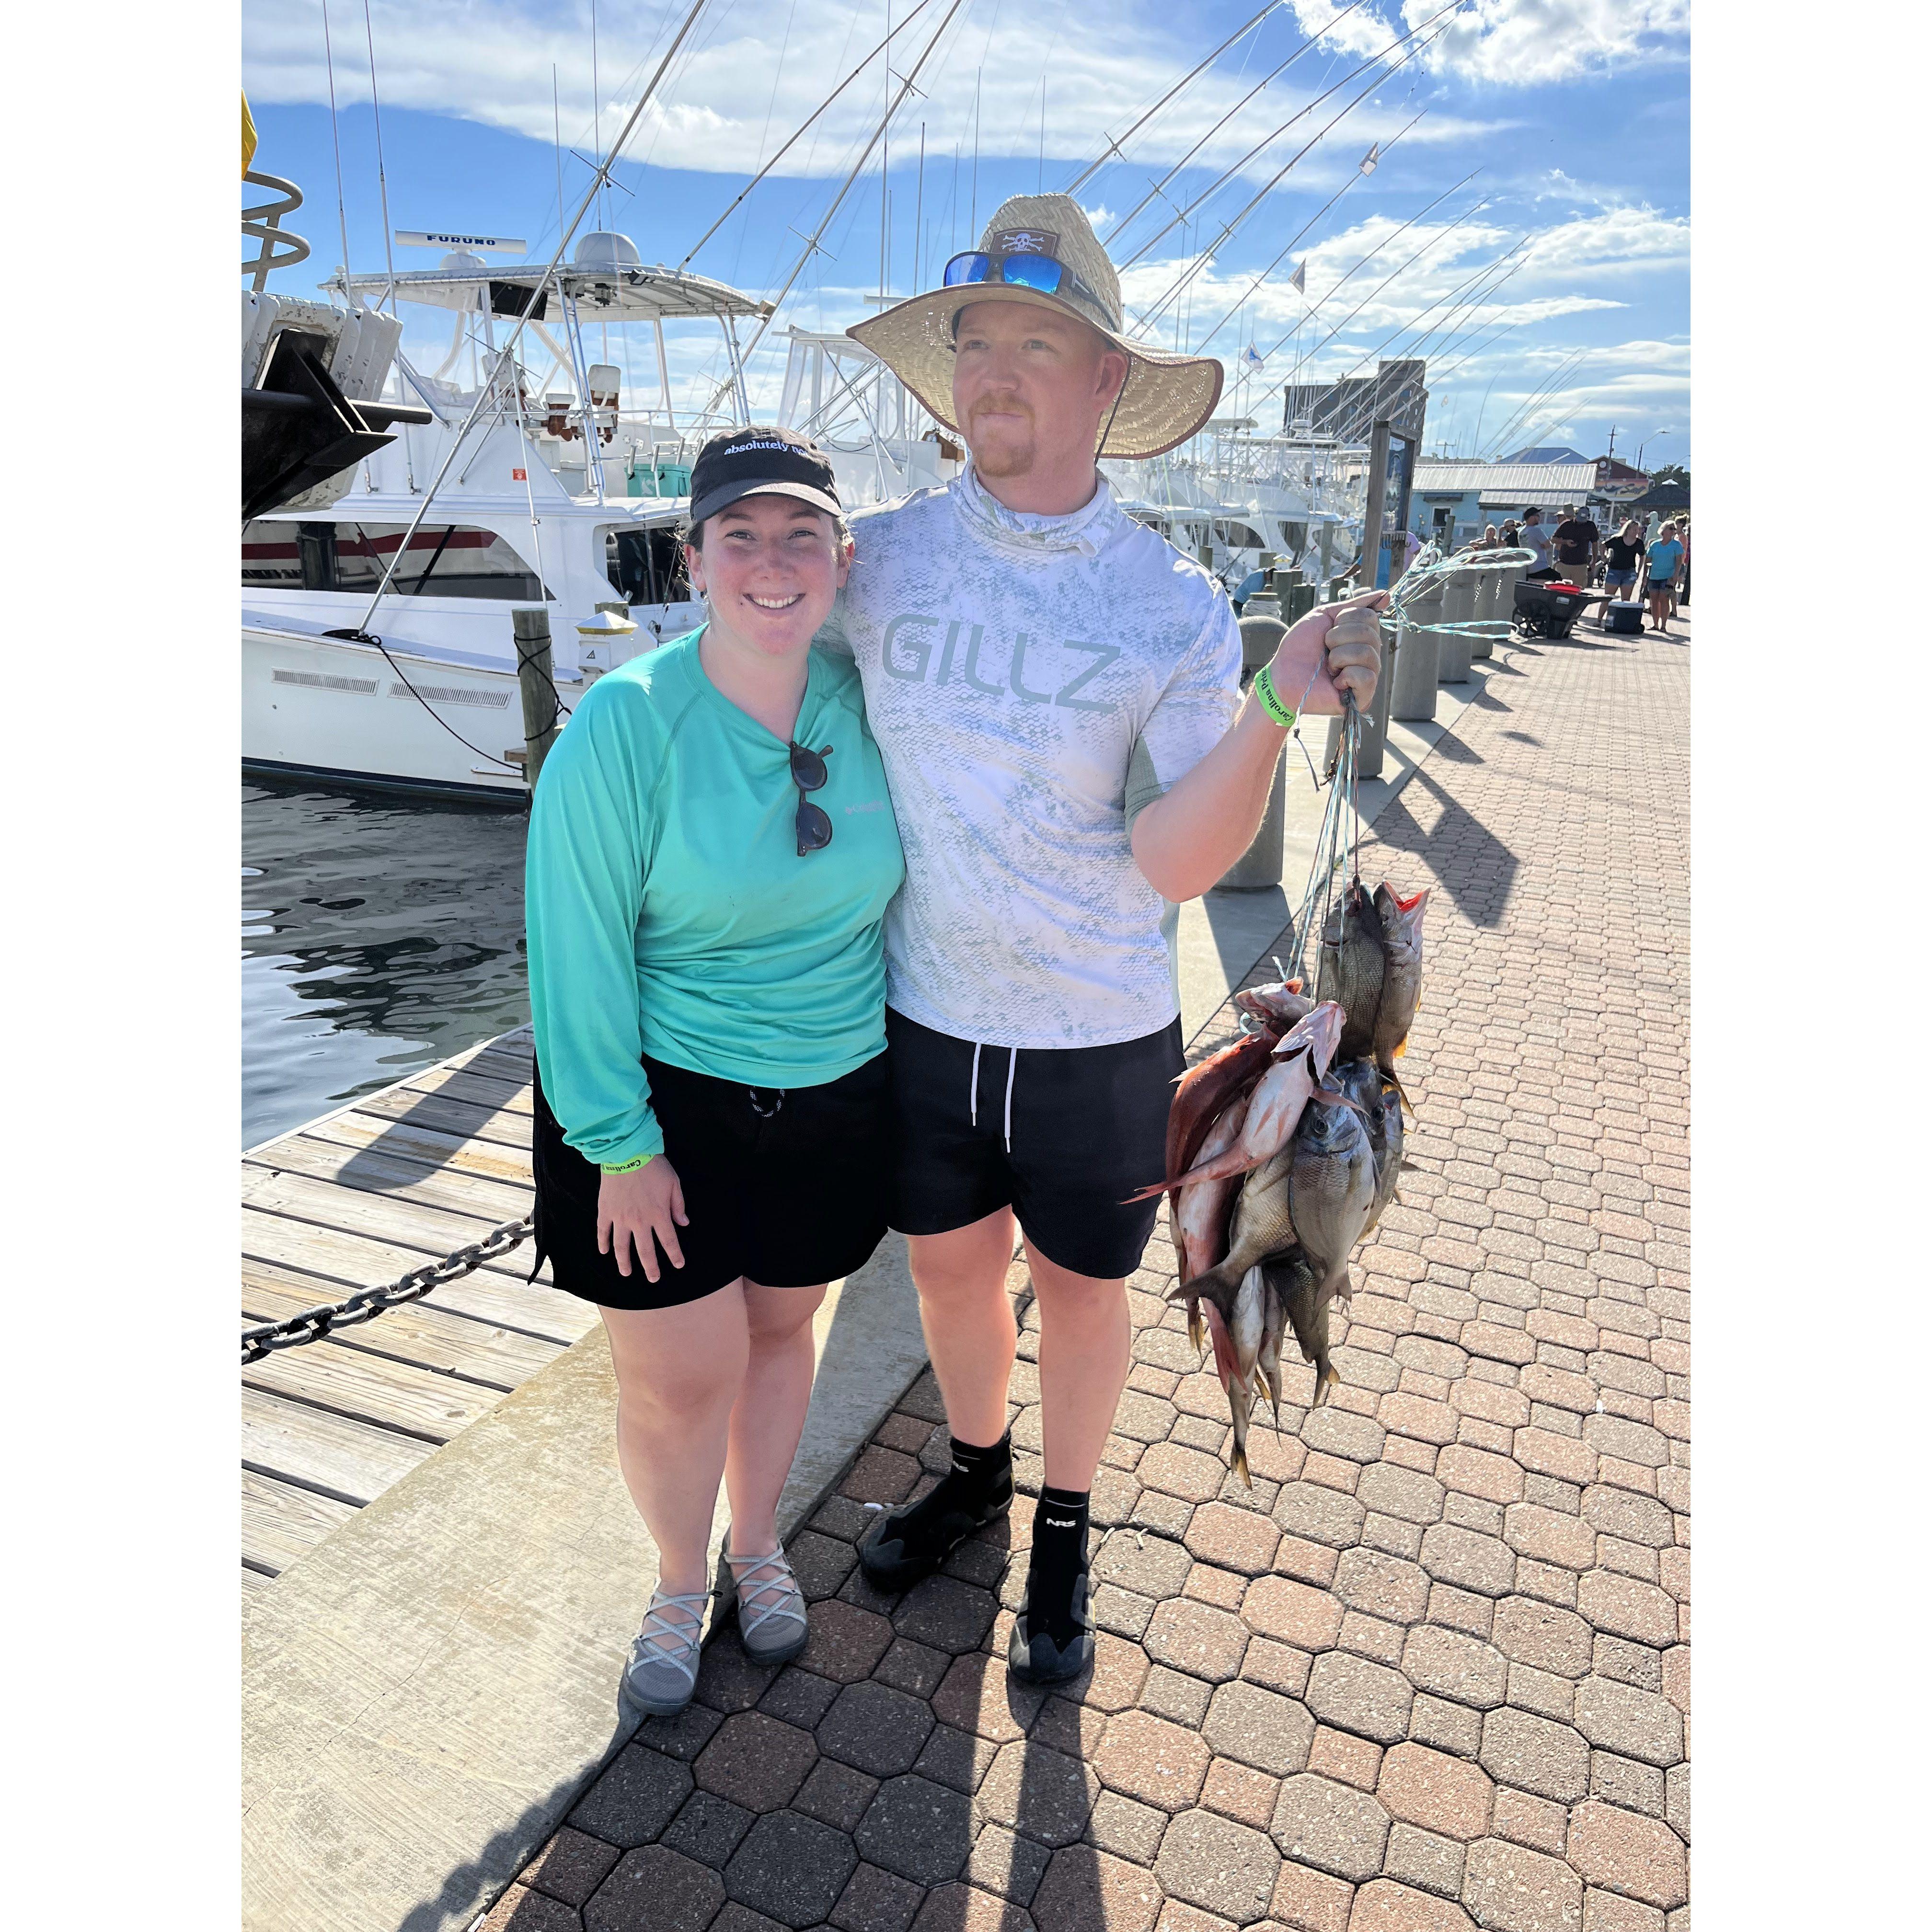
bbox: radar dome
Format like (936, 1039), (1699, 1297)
(574, 231), (643, 274)
(439, 250), (489, 274)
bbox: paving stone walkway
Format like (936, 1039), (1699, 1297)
(482, 616), (1691, 1932)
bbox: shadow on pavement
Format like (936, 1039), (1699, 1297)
(1368, 760), (1520, 930)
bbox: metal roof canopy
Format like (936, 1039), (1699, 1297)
(334, 265), (772, 323)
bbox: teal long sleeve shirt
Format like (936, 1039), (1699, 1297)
(525, 629), (906, 1168)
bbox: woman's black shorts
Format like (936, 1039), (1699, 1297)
(531, 1050), (892, 1311)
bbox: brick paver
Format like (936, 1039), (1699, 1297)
(495, 621), (1690, 1929)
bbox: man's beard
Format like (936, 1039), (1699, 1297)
(966, 400), (1036, 478)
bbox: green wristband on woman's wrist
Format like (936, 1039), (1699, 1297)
(1252, 664), (1297, 731)
(600, 1153), (655, 1175)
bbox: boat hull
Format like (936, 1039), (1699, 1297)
(243, 624), (547, 802)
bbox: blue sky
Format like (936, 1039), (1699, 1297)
(243, 0), (1689, 467)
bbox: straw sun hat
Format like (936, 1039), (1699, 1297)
(846, 193), (1224, 460)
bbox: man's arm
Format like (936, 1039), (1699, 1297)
(1130, 593), (1385, 903)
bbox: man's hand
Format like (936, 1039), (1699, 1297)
(1267, 589), (1388, 716)
(598, 1158), (688, 1282)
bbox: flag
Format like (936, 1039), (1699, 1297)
(1360, 142), (1379, 175)
(1289, 258), (1307, 295)
(1242, 343), (1265, 369)
(243, 91), (258, 177)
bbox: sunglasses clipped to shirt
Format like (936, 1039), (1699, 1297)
(942, 247), (1112, 334)
(790, 741), (834, 856)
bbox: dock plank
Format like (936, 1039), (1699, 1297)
(301, 1111), (533, 1187)
(243, 1386), (438, 1506)
(242, 1166), (513, 1256)
(403, 1065), (535, 1116)
(244, 1468), (358, 1576)
(352, 1087), (533, 1150)
(240, 1237), (584, 1346)
(248, 1133), (534, 1224)
(243, 1333), (505, 1443)
(242, 1276), (561, 1390)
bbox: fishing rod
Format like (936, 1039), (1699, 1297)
(1129, 80), (1454, 344)
(1185, 107), (1426, 358)
(677, 0), (938, 269)
(1317, 237), (1530, 426)
(1257, 170), (1481, 371)
(695, 0), (971, 419)
(1117, 1), (1461, 272)
(350, 0), (712, 633)
(1254, 189), (1490, 410)
(1479, 349), (1588, 460)
(1100, 0), (1376, 247)
(1317, 258), (1532, 450)
(1065, 0), (1287, 196)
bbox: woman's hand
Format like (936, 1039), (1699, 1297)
(598, 1159), (689, 1281)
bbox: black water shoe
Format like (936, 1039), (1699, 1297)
(1007, 1565), (1094, 1686)
(858, 1436), (1013, 1591)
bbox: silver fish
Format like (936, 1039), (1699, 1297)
(1327, 1058), (1403, 1239)
(1263, 1249), (1341, 1407)
(1287, 1093), (1378, 1307)
(1317, 882), (1385, 1063)
(1370, 882), (1428, 1084)
(1226, 1265), (1268, 1485)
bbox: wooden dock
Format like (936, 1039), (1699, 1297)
(240, 1025), (598, 1599)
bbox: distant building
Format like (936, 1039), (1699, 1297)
(1408, 456), (1651, 549)
(1497, 444), (1592, 465)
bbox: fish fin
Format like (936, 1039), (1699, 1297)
(1231, 1440), (1252, 1488)
(1393, 1037), (1408, 1058)
(1187, 1300), (1204, 1355)
(1311, 1085), (1367, 1115)
(1383, 1068), (1414, 1116)
(1312, 1363), (1338, 1408)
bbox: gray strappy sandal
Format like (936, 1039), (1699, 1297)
(621, 1585), (710, 1715)
(724, 1537), (809, 1666)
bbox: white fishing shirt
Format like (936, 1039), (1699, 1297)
(818, 466), (1242, 1049)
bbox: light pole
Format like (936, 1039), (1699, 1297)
(1637, 429), (1670, 472)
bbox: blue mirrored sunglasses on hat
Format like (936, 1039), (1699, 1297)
(942, 248), (1112, 331)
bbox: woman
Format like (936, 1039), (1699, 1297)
(1644, 520), (1685, 633)
(524, 425), (905, 1716)
(1602, 518), (1644, 607)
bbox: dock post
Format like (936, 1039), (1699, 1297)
(1438, 571), (1476, 682)
(1221, 614), (1288, 889)
(1391, 579), (1443, 721)
(1471, 568), (1501, 657)
(512, 607), (561, 792)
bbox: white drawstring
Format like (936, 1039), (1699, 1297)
(969, 1041), (983, 1126)
(1002, 1046), (1017, 1152)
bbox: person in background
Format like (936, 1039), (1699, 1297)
(524, 427), (906, 1718)
(1519, 506), (1557, 579)
(1644, 520), (1685, 632)
(1501, 517), (1521, 549)
(1551, 502), (1600, 584)
(1472, 522), (1501, 552)
(1602, 518), (1645, 616)
(1674, 518), (1690, 611)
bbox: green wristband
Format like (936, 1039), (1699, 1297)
(599, 1153), (655, 1175)
(1252, 663), (1298, 731)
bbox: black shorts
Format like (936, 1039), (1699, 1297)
(885, 1008), (1183, 1282)
(531, 1050), (892, 1311)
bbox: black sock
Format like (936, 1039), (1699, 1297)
(944, 1431), (1012, 1495)
(1026, 1486), (1091, 1647)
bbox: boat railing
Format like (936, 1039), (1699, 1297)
(243, 171), (312, 293)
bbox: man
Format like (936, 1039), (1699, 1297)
(1518, 506), (1558, 579)
(1551, 502), (1600, 584)
(826, 196), (1382, 1685)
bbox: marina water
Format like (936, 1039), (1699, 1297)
(242, 781), (529, 1147)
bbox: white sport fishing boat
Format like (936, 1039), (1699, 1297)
(242, 228), (774, 800)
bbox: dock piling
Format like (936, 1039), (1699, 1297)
(512, 607), (562, 791)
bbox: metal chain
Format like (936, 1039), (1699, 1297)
(241, 1214), (535, 1364)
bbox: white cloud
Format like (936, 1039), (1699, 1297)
(1290, 0), (1689, 88)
